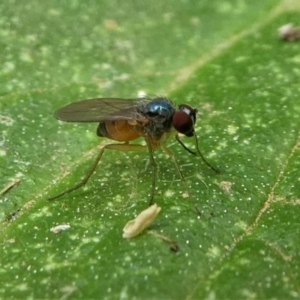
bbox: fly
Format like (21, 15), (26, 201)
(48, 97), (219, 204)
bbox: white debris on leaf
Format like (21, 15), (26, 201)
(122, 204), (161, 239)
(278, 23), (300, 42)
(50, 224), (71, 234)
(219, 181), (233, 194)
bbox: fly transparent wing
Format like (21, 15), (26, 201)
(54, 98), (151, 122)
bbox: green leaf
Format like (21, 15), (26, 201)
(1, 0), (300, 299)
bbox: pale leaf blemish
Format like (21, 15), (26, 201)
(6, 238), (16, 244)
(182, 192), (189, 198)
(234, 220), (247, 231)
(30, 206), (52, 219)
(19, 51), (33, 63)
(235, 56), (248, 63)
(290, 54), (300, 64)
(122, 204), (161, 238)
(218, 140), (228, 149)
(0, 115), (14, 126)
(60, 285), (78, 299)
(241, 289), (257, 299)
(48, 9), (61, 16)
(190, 17), (200, 25)
(103, 19), (120, 31)
(81, 233), (101, 244)
(0, 149), (6, 156)
(164, 189), (175, 198)
(206, 245), (221, 259)
(237, 258), (251, 266)
(2, 61), (15, 74)
(44, 260), (72, 272)
(15, 283), (29, 292)
(227, 125), (238, 135)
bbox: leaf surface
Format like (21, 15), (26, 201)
(1, 1), (300, 299)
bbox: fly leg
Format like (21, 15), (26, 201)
(175, 134), (219, 173)
(161, 144), (201, 215)
(144, 138), (157, 206)
(161, 144), (186, 189)
(48, 143), (147, 201)
(193, 134), (220, 173)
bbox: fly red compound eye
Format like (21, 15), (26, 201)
(172, 104), (197, 137)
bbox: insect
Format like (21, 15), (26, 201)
(48, 97), (218, 203)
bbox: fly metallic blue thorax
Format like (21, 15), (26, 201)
(137, 98), (176, 139)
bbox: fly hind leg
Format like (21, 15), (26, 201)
(48, 143), (147, 201)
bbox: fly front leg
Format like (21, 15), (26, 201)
(48, 143), (147, 201)
(175, 134), (219, 174)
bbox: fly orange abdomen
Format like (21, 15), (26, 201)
(97, 120), (141, 142)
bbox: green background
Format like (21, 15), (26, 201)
(1, 0), (300, 299)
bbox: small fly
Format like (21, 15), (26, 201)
(48, 97), (219, 204)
